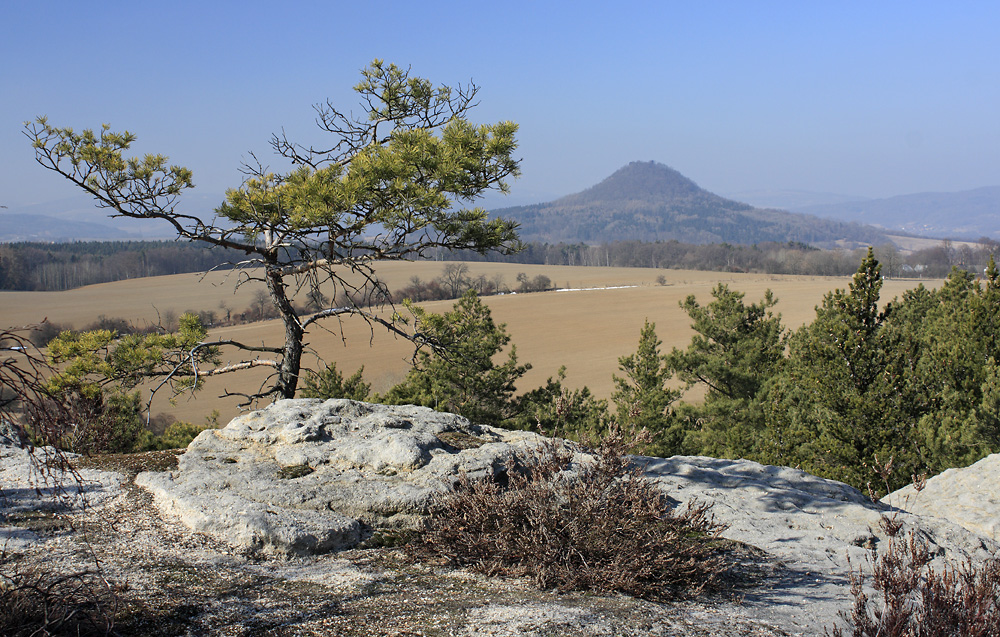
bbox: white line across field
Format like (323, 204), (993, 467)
(553, 285), (640, 292)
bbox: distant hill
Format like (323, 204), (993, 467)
(0, 213), (133, 242)
(0, 193), (222, 242)
(491, 162), (890, 247)
(791, 186), (1000, 239)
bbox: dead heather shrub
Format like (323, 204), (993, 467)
(25, 390), (146, 455)
(828, 529), (1000, 637)
(829, 457), (1000, 636)
(0, 325), (82, 492)
(0, 552), (121, 637)
(413, 425), (729, 601)
(1, 325), (124, 636)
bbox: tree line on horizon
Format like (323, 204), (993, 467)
(441, 236), (1000, 280)
(0, 240), (246, 291)
(3, 236), (997, 292)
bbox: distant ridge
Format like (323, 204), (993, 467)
(0, 213), (132, 242)
(724, 189), (871, 211)
(491, 161), (890, 247)
(791, 186), (1000, 239)
(0, 193), (222, 242)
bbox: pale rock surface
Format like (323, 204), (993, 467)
(1, 439), (126, 551)
(136, 399), (546, 555)
(463, 603), (608, 635)
(884, 452), (1000, 541)
(0, 419), (28, 449)
(640, 455), (999, 633)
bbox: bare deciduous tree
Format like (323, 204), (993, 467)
(441, 262), (471, 297)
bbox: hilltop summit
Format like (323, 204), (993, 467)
(492, 161), (888, 247)
(560, 161), (710, 204)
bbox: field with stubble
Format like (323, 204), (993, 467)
(0, 261), (942, 425)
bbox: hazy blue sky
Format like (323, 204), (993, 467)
(3, 1), (999, 210)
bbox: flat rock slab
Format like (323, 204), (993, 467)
(136, 399), (544, 555)
(1, 443), (127, 551)
(641, 455), (1000, 634)
(885, 452), (1000, 541)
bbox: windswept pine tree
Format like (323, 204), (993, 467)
(28, 61), (521, 405)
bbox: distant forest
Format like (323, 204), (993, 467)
(439, 237), (999, 280)
(1, 237), (997, 292)
(0, 241), (245, 291)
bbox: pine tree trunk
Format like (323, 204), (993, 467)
(265, 264), (304, 399)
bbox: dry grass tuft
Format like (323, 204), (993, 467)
(412, 425), (729, 601)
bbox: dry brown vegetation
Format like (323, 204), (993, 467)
(830, 518), (1000, 636)
(0, 554), (121, 637)
(412, 427), (729, 601)
(0, 262), (943, 424)
(827, 465), (1000, 636)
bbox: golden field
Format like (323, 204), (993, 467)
(0, 262), (943, 425)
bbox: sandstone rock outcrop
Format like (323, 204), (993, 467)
(8, 400), (1000, 635)
(640, 455), (999, 632)
(884, 452), (1000, 542)
(131, 399), (1000, 633)
(135, 399), (548, 555)
(1, 436), (126, 551)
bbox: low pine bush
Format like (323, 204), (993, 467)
(414, 426), (729, 601)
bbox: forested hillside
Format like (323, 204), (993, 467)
(10, 246), (999, 497)
(390, 250), (1000, 494)
(491, 161), (891, 247)
(659, 250), (1000, 493)
(295, 249), (1000, 495)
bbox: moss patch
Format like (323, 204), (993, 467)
(436, 431), (491, 450)
(4, 511), (74, 535)
(277, 464), (314, 479)
(73, 449), (182, 475)
(359, 528), (419, 549)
